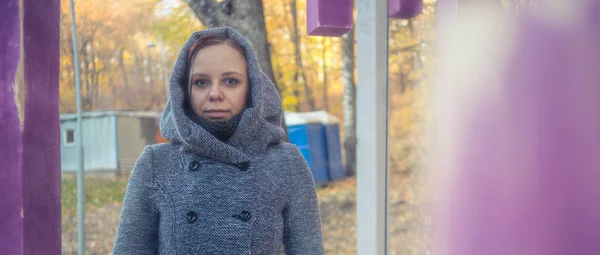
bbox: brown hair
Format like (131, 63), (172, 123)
(186, 34), (246, 78)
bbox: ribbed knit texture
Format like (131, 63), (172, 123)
(112, 26), (325, 255)
(189, 112), (242, 142)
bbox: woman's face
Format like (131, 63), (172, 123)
(189, 44), (248, 121)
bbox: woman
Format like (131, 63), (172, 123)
(113, 27), (325, 254)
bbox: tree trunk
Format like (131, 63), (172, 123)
(293, 89), (301, 112)
(90, 42), (100, 110)
(290, 0), (315, 111)
(322, 37), (329, 111)
(118, 48), (130, 89)
(184, 0), (289, 141)
(342, 26), (356, 176)
(81, 41), (91, 111)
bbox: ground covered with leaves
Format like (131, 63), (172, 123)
(61, 167), (428, 254)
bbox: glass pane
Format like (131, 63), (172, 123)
(387, 0), (437, 254)
(66, 130), (75, 143)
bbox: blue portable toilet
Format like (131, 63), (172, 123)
(284, 111), (346, 185)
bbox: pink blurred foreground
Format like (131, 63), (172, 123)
(433, 1), (600, 255)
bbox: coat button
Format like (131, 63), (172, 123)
(187, 211), (198, 223)
(237, 211), (251, 222)
(237, 162), (250, 171)
(189, 161), (200, 171)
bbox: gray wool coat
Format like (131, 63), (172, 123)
(112, 27), (325, 255)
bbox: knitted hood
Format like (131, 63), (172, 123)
(159, 27), (286, 165)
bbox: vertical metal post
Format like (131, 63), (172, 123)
(356, 0), (389, 253)
(68, 0), (85, 253)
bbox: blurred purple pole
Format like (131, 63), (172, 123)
(0, 0), (62, 254)
(435, 1), (600, 255)
(0, 0), (24, 253)
(21, 0), (62, 253)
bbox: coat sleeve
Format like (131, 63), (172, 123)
(113, 146), (160, 254)
(282, 148), (325, 254)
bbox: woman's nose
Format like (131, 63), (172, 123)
(208, 84), (224, 101)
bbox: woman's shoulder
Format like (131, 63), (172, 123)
(263, 142), (310, 176)
(264, 142), (315, 188)
(146, 141), (179, 155)
(266, 141), (305, 161)
(134, 142), (179, 169)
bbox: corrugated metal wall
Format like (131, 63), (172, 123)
(60, 116), (118, 172)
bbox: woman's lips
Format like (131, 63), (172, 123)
(205, 110), (229, 118)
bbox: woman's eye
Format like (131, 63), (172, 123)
(223, 78), (239, 86)
(194, 79), (209, 87)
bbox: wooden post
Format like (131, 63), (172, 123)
(0, 0), (61, 254)
(22, 0), (62, 253)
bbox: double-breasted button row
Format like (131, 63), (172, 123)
(186, 211), (252, 223)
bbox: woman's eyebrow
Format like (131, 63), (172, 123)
(222, 71), (243, 76)
(191, 73), (209, 79)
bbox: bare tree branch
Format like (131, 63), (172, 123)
(389, 41), (426, 54)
